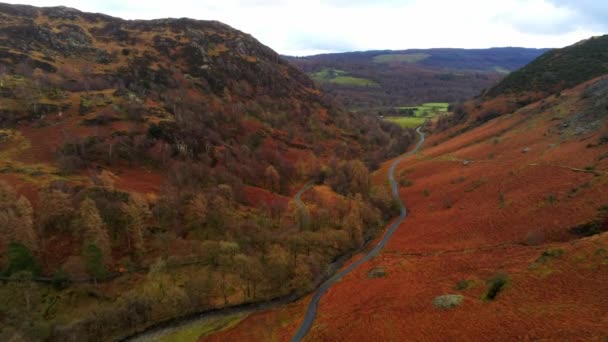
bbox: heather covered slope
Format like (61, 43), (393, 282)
(205, 40), (608, 341)
(0, 3), (414, 341)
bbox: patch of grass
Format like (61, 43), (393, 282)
(373, 53), (431, 64)
(529, 249), (563, 278)
(535, 249), (564, 264)
(568, 181), (593, 198)
(368, 267), (387, 279)
(310, 69), (379, 87)
(546, 193), (558, 205)
(395, 103), (449, 118)
(423, 188), (430, 197)
(156, 313), (247, 342)
(385, 116), (426, 128)
(442, 195), (453, 209)
(465, 177), (487, 192)
(454, 279), (474, 291)
(498, 192), (506, 209)
(399, 179), (414, 187)
(483, 272), (509, 301)
(329, 76), (379, 87)
(451, 176), (466, 184)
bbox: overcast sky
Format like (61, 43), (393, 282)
(5, 0), (607, 56)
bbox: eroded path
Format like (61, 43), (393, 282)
(290, 127), (425, 342)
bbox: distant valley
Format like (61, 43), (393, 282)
(287, 48), (549, 112)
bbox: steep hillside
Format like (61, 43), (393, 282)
(437, 35), (608, 129)
(287, 48), (548, 111)
(0, 4), (415, 341)
(487, 35), (608, 97)
(205, 38), (608, 341)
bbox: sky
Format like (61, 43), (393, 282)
(5, 0), (608, 56)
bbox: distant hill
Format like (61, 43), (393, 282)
(286, 47), (549, 111)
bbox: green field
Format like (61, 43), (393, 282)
(310, 69), (379, 87)
(373, 53), (431, 64)
(396, 102), (449, 117)
(384, 102), (449, 128)
(385, 116), (427, 128)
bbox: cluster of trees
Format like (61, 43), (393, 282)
(0, 181), (150, 281)
(435, 102), (469, 132)
(0, 11), (418, 340)
(0, 153), (395, 339)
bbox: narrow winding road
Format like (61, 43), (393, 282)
(290, 127), (425, 342)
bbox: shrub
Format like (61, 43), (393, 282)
(368, 267), (387, 279)
(399, 179), (413, 187)
(483, 273), (508, 301)
(4, 242), (40, 276)
(443, 196), (453, 209)
(498, 192), (506, 208)
(535, 249), (564, 264)
(454, 279), (473, 291)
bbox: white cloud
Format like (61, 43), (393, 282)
(5, 0), (605, 55)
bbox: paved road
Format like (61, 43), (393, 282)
(290, 127), (425, 342)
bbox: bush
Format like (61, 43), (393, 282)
(483, 273), (508, 301)
(4, 242), (40, 276)
(454, 279), (473, 291)
(368, 267), (387, 278)
(399, 179), (413, 187)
